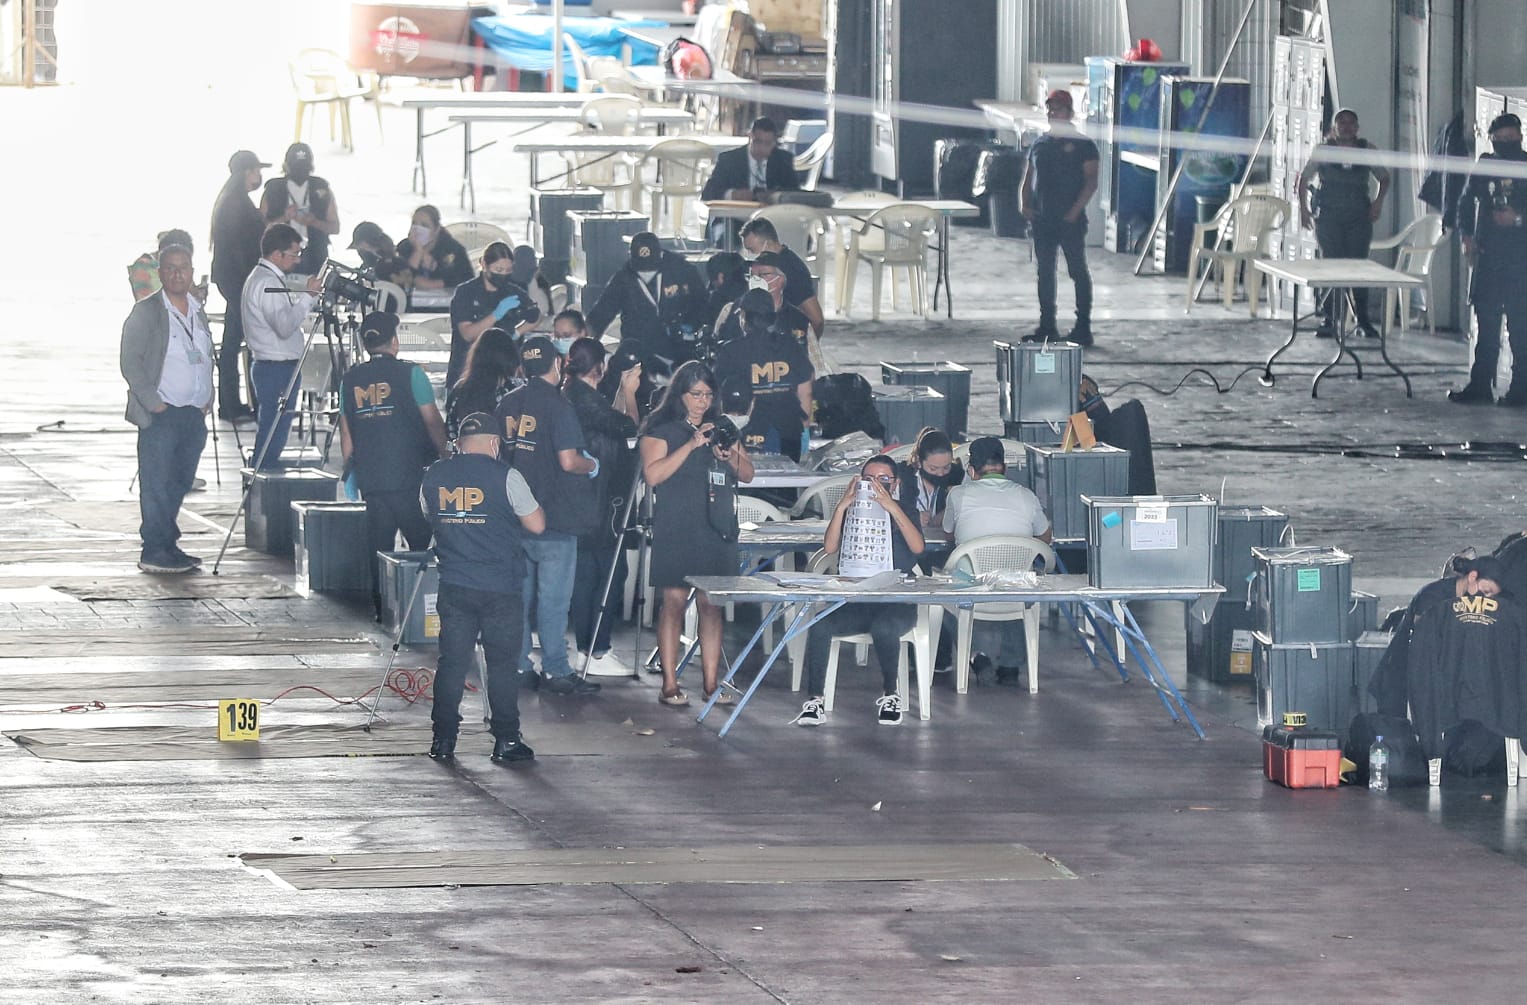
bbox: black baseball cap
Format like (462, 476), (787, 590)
(520, 335), (558, 376)
(284, 142), (314, 167)
(1490, 113), (1522, 136)
(749, 250), (785, 272)
(738, 288), (776, 315)
(349, 221), (388, 250)
(228, 150), (270, 174)
(967, 436), (1006, 471)
(457, 412), (496, 438)
(359, 312), (400, 350)
(629, 231), (662, 266)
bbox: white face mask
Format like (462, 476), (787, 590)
(551, 337), (574, 355)
(746, 275), (770, 292)
(724, 413), (751, 430)
(636, 270), (658, 283)
(410, 224), (432, 246)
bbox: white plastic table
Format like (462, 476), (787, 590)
(395, 91), (597, 197)
(512, 132), (746, 190)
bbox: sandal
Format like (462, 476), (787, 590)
(703, 688), (736, 706)
(658, 688), (690, 707)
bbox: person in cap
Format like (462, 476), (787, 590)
(1020, 89), (1099, 346)
(120, 241), (215, 574)
(1297, 108), (1390, 339)
(739, 216), (824, 337)
(712, 286), (814, 460)
(495, 336), (602, 696)
(713, 250), (813, 349)
(586, 231), (706, 368)
(422, 411), (546, 764)
(347, 221), (410, 288)
(339, 310), (449, 614)
(702, 251), (749, 327)
(210, 151), (270, 421)
(941, 436), (1052, 685)
(701, 116), (802, 246)
(259, 142), (340, 277)
(241, 223), (323, 469)
(447, 240), (541, 390)
(1452, 112), (1527, 405)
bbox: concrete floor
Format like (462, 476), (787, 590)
(4, 73), (1527, 1004)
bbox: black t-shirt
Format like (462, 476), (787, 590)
(715, 298), (813, 350)
(1027, 131), (1100, 220)
(776, 244), (818, 307)
(447, 274), (539, 389)
(397, 230), (475, 288)
(713, 330), (813, 459)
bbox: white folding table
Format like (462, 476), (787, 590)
(394, 92), (597, 197)
(512, 133), (747, 192)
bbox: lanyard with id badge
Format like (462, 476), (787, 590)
(171, 311), (207, 366)
(706, 460), (739, 542)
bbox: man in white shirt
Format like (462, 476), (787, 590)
(942, 437), (1051, 683)
(241, 224), (322, 469)
(119, 244), (215, 573)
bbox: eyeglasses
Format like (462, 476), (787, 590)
(870, 475), (895, 486)
(685, 389), (715, 400)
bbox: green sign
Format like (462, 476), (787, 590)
(1296, 568), (1321, 593)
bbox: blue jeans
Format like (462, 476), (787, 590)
(434, 582), (523, 739)
(251, 359), (300, 470)
(136, 405), (207, 558)
(520, 530), (578, 678)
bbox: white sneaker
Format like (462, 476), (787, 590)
(875, 693), (904, 726)
(791, 697), (825, 727)
(583, 651), (633, 677)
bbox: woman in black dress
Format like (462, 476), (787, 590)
(444, 328), (519, 446)
(640, 361), (754, 706)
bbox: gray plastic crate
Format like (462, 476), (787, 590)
(1216, 506), (1289, 597)
(531, 187), (604, 279)
(292, 501), (370, 596)
(881, 361), (972, 437)
(378, 551), (440, 645)
(1347, 589), (1379, 641)
(1024, 443), (1130, 540)
(568, 209), (649, 306)
(1254, 634), (1359, 736)
(1251, 546), (1353, 644)
(1002, 420), (1064, 445)
(1186, 603), (1257, 683)
(871, 385), (947, 447)
(1084, 494), (1217, 589)
(242, 467), (339, 557)
(995, 339), (1083, 423)
(1354, 629), (1392, 715)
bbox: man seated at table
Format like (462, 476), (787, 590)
(942, 436), (1052, 685)
(739, 217), (824, 338)
(702, 117), (800, 246)
(793, 455), (924, 728)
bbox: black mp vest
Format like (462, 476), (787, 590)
(340, 354), (434, 492)
(263, 175), (333, 273)
(496, 379), (596, 536)
(422, 453), (526, 595)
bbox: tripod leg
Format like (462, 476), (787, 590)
(364, 560), (430, 731)
(583, 461), (647, 678)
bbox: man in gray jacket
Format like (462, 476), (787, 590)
(120, 243), (215, 573)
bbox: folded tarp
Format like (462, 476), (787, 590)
(471, 13), (664, 88)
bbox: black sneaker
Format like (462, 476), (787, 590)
(1448, 385), (1495, 405)
(491, 735), (535, 763)
(1355, 323), (1382, 340)
(1021, 326), (1061, 344)
(791, 697), (825, 727)
(138, 551), (195, 574)
(1067, 325), (1094, 347)
(542, 673), (601, 695)
(170, 547), (203, 568)
(971, 653), (997, 687)
(428, 734), (457, 761)
(218, 404), (256, 423)
(1314, 325), (1337, 340)
(875, 692), (904, 726)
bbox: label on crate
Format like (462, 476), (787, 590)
(218, 698), (261, 741)
(424, 593), (440, 639)
(1136, 503), (1168, 524)
(1229, 630), (1254, 676)
(1032, 352), (1056, 374)
(1296, 568), (1322, 592)
(1130, 518), (1178, 551)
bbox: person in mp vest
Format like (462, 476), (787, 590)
(259, 143), (340, 278)
(495, 336), (602, 696)
(712, 287), (814, 460)
(339, 311), (449, 612)
(422, 412), (547, 764)
(1297, 108), (1390, 339)
(587, 232), (707, 369)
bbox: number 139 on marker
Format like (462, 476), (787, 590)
(218, 698), (261, 741)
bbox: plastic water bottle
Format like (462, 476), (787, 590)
(1369, 735), (1389, 792)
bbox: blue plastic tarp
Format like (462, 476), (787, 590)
(471, 14), (663, 89)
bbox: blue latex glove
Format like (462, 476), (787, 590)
(581, 450), (600, 479)
(490, 295), (521, 321)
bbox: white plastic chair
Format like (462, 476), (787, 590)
(289, 48), (369, 151)
(788, 472), (856, 518)
(792, 130), (835, 191)
(941, 535), (1056, 694)
(884, 443), (916, 462)
(840, 204), (939, 320)
(581, 93), (645, 135)
(399, 315), (451, 351)
(788, 549), (933, 720)
(641, 137), (717, 238)
(750, 205), (831, 281)
(372, 280), (407, 314)
(1369, 213), (1445, 336)
(560, 33), (598, 93)
(444, 221), (511, 261)
(1185, 194), (1290, 317)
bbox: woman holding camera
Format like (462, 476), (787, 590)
(639, 361), (754, 706)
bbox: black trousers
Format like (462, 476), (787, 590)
(1469, 262), (1527, 394)
(433, 582), (524, 740)
(805, 603), (917, 698)
(1314, 213), (1375, 327)
(1032, 216), (1091, 328)
(364, 487), (432, 607)
(214, 279), (247, 414)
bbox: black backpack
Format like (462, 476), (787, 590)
(1344, 713), (1429, 786)
(813, 373), (885, 441)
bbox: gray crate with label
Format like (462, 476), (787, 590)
(1003, 420), (1064, 446)
(1216, 506), (1289, 598)
(531, 187), (604, 278)
(242, 467), (339, 556)
(1025, 444), (1129, 540)
(292, 502), (370, 596)
(1254, 634), (1359, 736)
(995, 339), (1083, 423)
(1354, 630), (1392, 715)
(378, 551), (440, 645)
(871, 384), (948, 447)
(881, 361), (972, 437)
(1186, 604), (1257, 683)
(1084, 494), (1217, 589)
(567, 210), (649, 307)
(1251, 546), (1353, 644)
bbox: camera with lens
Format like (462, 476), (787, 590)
(708, 417), (741, 450)
(318, 260), (379, 310)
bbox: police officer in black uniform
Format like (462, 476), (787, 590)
(1020, 90), (1100, 346)
(713, 288), (814, 460)
(713, 251), (813, 349)
(258, 143), (340, 277)
(1453, 113), (1527, 406)
(1297, 109), (1390, 339)
(422, 412), (547, 763)
(587, 232), (707, 370)
(338, 312), (449, 611)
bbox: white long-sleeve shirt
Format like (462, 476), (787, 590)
(241, 257), (317, 361)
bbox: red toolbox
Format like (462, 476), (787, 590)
(1262, 722), (1341, 789)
